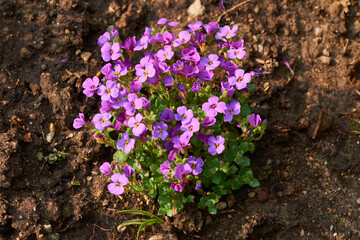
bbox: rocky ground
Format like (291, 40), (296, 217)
(1, 0), (360, 239)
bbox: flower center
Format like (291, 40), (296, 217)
(182, 114), (186, 119)
(191, 163), (196, 169)
(106, 89), (111, 94)
(164, 53), (168, 58)
(117, 99), (122, 103)
(91, 86), (96, 89)
(135, 122), (140, 127)
(144, 70), (148, 76)
(237, 77), (243, 83)
(215, 143), (219, 148)
(110, 50), (114, 55)
(159, 129), (163, 134)
(116, 182), (122, 187)
(115, 72), (120, 76)
(189, 126), (193, 131)
(230, 109), (234, 114)
(182, 39), (186, 43)
(211, 104), (217, 109)
(100, 119), (106, 123)
(125, 140), (129, 146)
(131, 102), (135, 107)
(209, 61), (213, 65)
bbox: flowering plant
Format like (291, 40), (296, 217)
(74, 18), (267, 216)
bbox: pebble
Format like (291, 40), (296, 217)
(258, 44), (264, 53)
(248, 192), (256, 198)
(187, 0), (204, 19)
(148, 234), (178, 240)
(300, 229), (305, 237)
(257, 191), (268, 202)
(43, 224), (52, 233)
(20, 47), (32, 59)
(29, 113), (37, 120)
(356, 198), (360, 205)
(322, 49), (330, 57)
(285, 184), (295, 196)
(81, 52), (92, 62)
(225, 194), (236, 208)
(320, 56), (331, 65)
(41, 64), (47, 71)
(46, 132), (55, 143)
(215, 201), (227, 211)
(314, 27), (323, 36)
(282, 171), (290, 180)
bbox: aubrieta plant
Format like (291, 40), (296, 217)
(74, 18), (267, 216)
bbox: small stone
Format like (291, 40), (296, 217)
(225, 194), (236, 208)
(258, 44), (264, 53)
(41, 64), (47, 71)
(254, 5), (260, 14)
(29, 113), (37, 120)
(187, 0), (204, 19)
(356, 198), (360, 205)
(254, 187), (262, 193)
(314, 27), (323, 36)
(43, 224), (52, 233)
(248, 192), (256, 198)
(81, 52), (92, 62)
(320, 56), (331, 65)
(257, 191), (268, 202)
(149, 234), (178, 240)
(46, 132), (55, 143)
(215, 201), (227, 211)
(322, 49), (330, 57)
(282, 171), (289, 180)
(285, 184), (295, 196)
(300, 229), (305, 237)
(20, 47), (32, 59)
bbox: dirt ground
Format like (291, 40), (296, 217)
(1, 0), (360, 239)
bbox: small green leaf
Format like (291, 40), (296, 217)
(114, 150), (128, 163)
(208, 206), (217, 215)
(186, 195), (194, 202)
(248, 178), (260, 188)
(212, 173), (222, 184)
(235, 156), (250, 167)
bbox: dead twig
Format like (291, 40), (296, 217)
(216, 0), (252, 23)
(312, 111), (323, 139)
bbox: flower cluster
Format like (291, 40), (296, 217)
(74, 19), (267, 215)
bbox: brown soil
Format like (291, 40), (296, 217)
(1, 0), (360, 239)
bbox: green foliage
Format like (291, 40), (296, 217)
(37, 148), (71, 164)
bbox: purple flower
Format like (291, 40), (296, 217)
(128, 113), (146, 137)
(200, 54), (221, 71)
(111, 29), (119, 37)
(181, 47), (200, 62)
(157, 45), (174, 62)
(100, 162), (112, 175)
(134, 35), (149, 51)
(180, 118), (200, 134)
(202, 116), (216, 128)
(221, 81), (235, 96)
(92, 113), (112, 130)
(174, 106), (193, 124)
(113, 64), (128, 79)
(120, 36), (136, 51)
(123, 165), (134, 178)
(73, 113), (87, 129)
(82, 76), (100, 97)
(188, 21), (202, 32)
(101, 42), (121, 62)
(174, 164), (192, 179)
(107, 173), (129, 195)
(195, 132), (211, 147)
(249, 113), (262, 128)
(124, 93), (143, 116)
(170, 60), (184, 74)
(101, 63), (114, 81)
(198, 70), (214, 83)
(157, 18), (178, 27)
(168, 149), (179, 161)
(140, 97), (151, 111)
(152, 122), (168, 140)
(116, 132), (135, 154)
(215, 25), (238, 40)
(61, 59), (67, 64)
(160, 160), (171, 178)
(171, 180), (186, 192)
(203, 22), (219, 34)
(173, 132), (192, 150)
(208, 135), (225, 155)
(191, 82), (201, 92)
(173, 31), (191, 47)
(202, 96), (226, 117)
(222, 61), (238, 75)
(97, 32), (110, 47)
(136, 63), (156, 83)
(163, 75), (174, 87)
(227, 48), (246, 60)
(195, 183), (201, 190)
(224, 101), (241, 122)
(97, 81), (119, 101)
(129, 81), (142, 93)
(185, 156), (204, 175)
(228, 69), (252, 90)
(160, 109), (174, 122)
(182, 64), (199, 78)
(218, 1), (224, 10)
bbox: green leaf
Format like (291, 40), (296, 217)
(239, 142), (249, 152)
(198, 197), (207, 209)
(240, 107), (251, 116)
(249, 178), (260, 188)
(114, 150), (128, 163)
(235, 156), (250, 167)
(208, 206), (217, 215)
(166, 208), (173, 217)
(212, 173), (222, 184)
(186, 195), (194, 202)
(117, 218), (148, 229)
(116, 210), (164, 222)
(228, 165), (238, 175)
(137, 218), (162, 239)
(158, 208), (167, 215)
